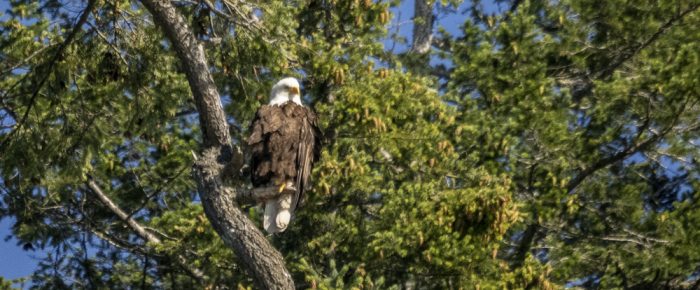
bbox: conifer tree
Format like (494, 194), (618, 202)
(1, 0), (699, 288)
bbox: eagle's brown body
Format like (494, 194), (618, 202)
(248, 101), (321, 228)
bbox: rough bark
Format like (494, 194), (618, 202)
(411, 0), (434, 54)
(138, 0), (294, 289)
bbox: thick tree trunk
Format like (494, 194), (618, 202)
(138, 0), (294, 289)
(411, 0), (434, 54)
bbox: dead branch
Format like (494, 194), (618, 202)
(87, 179), (207, 282)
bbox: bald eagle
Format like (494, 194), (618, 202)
(247, 77), (321, 233)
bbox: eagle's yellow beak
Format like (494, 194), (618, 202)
(289, 86), (300, 95)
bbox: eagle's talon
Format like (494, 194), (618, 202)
(283, 181), (297, 194)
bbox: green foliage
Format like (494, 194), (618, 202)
(281, 72), (518, 287)
(0, 277), (18, 290)
(1, 0), (700, 289)
(149, 204), (245, 287)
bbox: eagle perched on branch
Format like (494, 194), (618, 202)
(247, 77), (321, 233)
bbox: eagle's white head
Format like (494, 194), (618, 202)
(269, 77), (302, 106)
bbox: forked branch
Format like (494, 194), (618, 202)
(87, 179), (206, 281)
(138, 0), (294, 288)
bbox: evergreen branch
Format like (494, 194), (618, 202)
(125, 165), (189, 221)
(0, 0), (97, 150)
(0, 44), (57, 76)
(517, 99), (696, 269)
(83, 222), (148, 255)
(596, 3), (700, 79)
(175, 0), (264, 36)
(85, 21), (129, 66)
(566, 96), (693, 194)
(621, 228), (670, 245)
(86, 178), (207, 282)
(600, 236), (654, 247)
(554, 4), (699, 100)
(510, 222), (539, 268)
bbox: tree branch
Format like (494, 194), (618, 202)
(566, 131), (663, 194)
(0, 44), (57, 76)
(554, 4), (699, 101)
(82, 221), (148, 255)
(86, 21), (129, 66)
(0, 0), (96, 149)
(411, 0), (434, 54)
(192, 148), (295, 288)
(86, 179), (207, 282)
(596, 3), (700, 79)
(232, 186), (295, 205)
(510, 222), (539, 268)
(137, 0), (294, 288)
(88, 180), (161, 243)
(565, 95), (692, 194)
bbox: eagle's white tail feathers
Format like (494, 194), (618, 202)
(263, 200), (278, 233)
(263, 187), (294, 233)
(276, 208), (291, 230)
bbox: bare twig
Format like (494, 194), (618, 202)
(87, 179), (162, 243)
(86, 179), (207, 282)
(83, 221), (148, 255)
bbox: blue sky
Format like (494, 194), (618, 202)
(0, 217), (42, 282)
(0, 0), (501, 284)
(0, 0), (39, 283)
